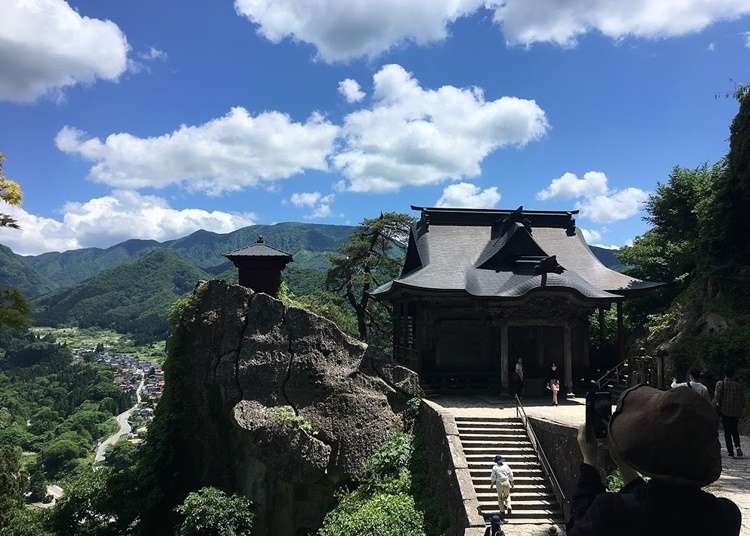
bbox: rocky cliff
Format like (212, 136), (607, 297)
(143, 280), (420, 535)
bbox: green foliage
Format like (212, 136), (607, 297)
(606, 469), (625, 492)
(0, 446), (25, 529)
(0, 508), (52, 536)
(167, 293), (194, 329)
(0, 329), (128, 485)
(0, 153), (22, 230)
(278, 283), (358, 338)
(622, 95), (750, 385)
(326, 212), (414, 345)
(34, 250), (210, 341)
(319, 432), (427, 536)
(175, 487), (255, 536)
(268, 405), (316, 434)
(319, 492), (425, 536)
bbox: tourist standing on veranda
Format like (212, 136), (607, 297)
(567, 385), (741, 536)
(547, 362), (561, 406)
(489, 455), (514, 516)
(670, 368), (711, 402)
(714, 367), (746, 458)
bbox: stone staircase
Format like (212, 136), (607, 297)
(456, 416), (564, 525)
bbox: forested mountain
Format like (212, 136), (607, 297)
(33, 250), (211, 340)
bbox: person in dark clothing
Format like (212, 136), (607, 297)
(483, 514), (504, 536)
(567, 385), (741, 536)
(714, 368), (746, 458)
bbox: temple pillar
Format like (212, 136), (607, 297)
(536, 326), (544, 368)
(564, 323), (574, 395)
(500, 322), (509, 390)
(616, 301), (624, 363)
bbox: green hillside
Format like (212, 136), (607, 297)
(0, 244), (56, 296)
(33, 249), (210, 340)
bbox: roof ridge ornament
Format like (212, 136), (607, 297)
(534, 255), (565, 275)
(501, 205), (533, 233)
(256, 235), (264, 243)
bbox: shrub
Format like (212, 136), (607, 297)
(175, 487), (254, 536)
(319, 492), (426, 536)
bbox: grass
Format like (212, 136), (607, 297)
(31, 326), (167, 365)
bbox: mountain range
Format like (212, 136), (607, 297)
(0, 222), (623, 339)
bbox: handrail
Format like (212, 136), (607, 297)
(594, 358), (628, 389)
(514, 395), (570, 522)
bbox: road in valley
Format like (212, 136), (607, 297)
(95, 372), (145, 464)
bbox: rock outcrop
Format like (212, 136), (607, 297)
(156, 280), (420, 535)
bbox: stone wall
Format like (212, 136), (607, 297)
(418, 401), (485, 536)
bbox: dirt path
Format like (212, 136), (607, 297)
(95, 372), (144, 464)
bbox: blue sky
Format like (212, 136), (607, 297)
(1, 0), (749, 255)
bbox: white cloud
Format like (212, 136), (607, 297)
(334, 64), (548, 192)
(233, 0), (750, 60)
(140, 47), (167, 61)
(288, 191), (334, 218)
(536, 171), (608, 200)
(707, 42), (716, 51)
(436, 182), (501, 208)
(234, 0), (482, 62)
(580, 228), (602, 243)
(536, 171), (648, 223)
(0, 190), (254, 255)
(490, 0), (750, 47)
(338, 78), (365, 103)
(0, 0), (130, 103)
(580, 188), (649, 223)
(56, 107), (340, 195)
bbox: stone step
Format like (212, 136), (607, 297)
(469, 468), (544, 478)
(457, 422), (524, 428)
(476, 491), (555, 501)
(481, 517), (564, 526)
(462, 446), (536, 454)
(479, 506), (561, 517)
(478, 500), (559, 511)
(472, 477), (550, 487)
(468, 461), (542, 469)
(458, 432), (529, 443)
(457, 427), (526, 435)
(455, 416), (522, 422)
(480, 511), (564, 524)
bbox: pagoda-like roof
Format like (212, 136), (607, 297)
(371, 206), (661, 302)
(224, 236), (293, 259)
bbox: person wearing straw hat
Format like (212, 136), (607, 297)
(567, 385), (741, 536)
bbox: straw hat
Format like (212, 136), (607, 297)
(608, 384), (722, 487)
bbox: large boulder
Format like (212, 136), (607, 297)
(158, 280), (420, 535)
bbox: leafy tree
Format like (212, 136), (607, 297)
(175, 487), (255, 536)
(0, 153), (27, 330)
(0, 446), (24, 529)
(326, 213), (413, 343)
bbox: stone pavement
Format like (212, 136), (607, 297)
(705, 438), (750, 536)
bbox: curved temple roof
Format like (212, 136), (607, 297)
(372, 206), (661, 302)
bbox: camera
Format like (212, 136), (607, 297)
(585, 390), (612, 439)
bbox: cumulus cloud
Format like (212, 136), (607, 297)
(338, 78), (365, 103)
(234, 0), (482, 62)
(0, 190), (255, 255)
(490, 0), (750, 47)
(233, 0), (749, 60)
(288, 191), (334, 219)
(334, 64), (548, 193)
(580, 227), (602, 243)
(537, 171), (608, 200)
(536, 171), (648, 224)
(56, 107), (340, 195)
(0, 0), (130, 103)
(140, 47), (167, 61)
(436, 182), (501, 208)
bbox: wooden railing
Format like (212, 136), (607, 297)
(514, 394), (570, 522)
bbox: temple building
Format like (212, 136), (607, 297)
(225, 236), (293, 298)
(371, 206), (661, 395)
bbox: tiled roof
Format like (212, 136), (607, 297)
(372, 207), (661, 301)
(224, 236), (292, 259)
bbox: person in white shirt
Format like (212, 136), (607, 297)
(489, 454), (514, 515)
(671, 368), (711, 402)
